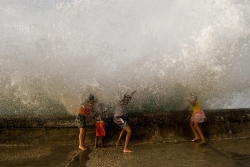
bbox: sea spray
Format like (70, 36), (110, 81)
(0, 0), (250, 115)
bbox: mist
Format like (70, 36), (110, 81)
(1, 0), (250, 115)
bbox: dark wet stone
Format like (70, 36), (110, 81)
(1, 139), (250, 167)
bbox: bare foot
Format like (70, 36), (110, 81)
(116, 142), (122, 146)
(191, 138), (201, 142)
(123, 149), (134, 153)
(200, 140), (206, 144)
(79, 145), (87, 150)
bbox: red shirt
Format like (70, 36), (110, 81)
(78, 106), (90, 118)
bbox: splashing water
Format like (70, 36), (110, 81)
(0, 0), (250, 115)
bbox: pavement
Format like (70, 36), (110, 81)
(1, 138), (250, 167)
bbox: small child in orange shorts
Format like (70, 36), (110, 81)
(94, 103), (107, 148)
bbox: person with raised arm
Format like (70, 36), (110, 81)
(185, 93), (206, 144)
(113, 91), (136, 152)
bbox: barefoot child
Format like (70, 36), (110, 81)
(78, 94), (98, 151)
(94, 103), (107, 148)
(113, 91), (136, 153)
(185, 93), (206, 144)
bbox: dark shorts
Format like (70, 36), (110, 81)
(113, 116), (128, 129)
(78, 114), (87, 128)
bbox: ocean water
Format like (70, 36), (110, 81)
(0, 0), (250, 116)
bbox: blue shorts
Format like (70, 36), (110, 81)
(113, 116), (128, 129)
(78, 114), (87, 128)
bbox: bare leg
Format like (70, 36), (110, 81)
(83, 128), (88, 146)
(79, 128), (87, 150)
(193, 122), (206, 143)
(94, 136), (98, 148)
(123, 126), (133, 152)
(190, 121), (200, 141)
(116, 129), (125, 146)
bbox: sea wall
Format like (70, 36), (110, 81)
(0, 109), (250, 145)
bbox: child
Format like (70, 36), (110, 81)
(113, 91), (136, 153)
(94, 103), (107, 148)
(185, 93), (206, 144)
(78, 94), (98, 151)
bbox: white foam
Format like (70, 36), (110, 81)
(0, 0), (250, 114)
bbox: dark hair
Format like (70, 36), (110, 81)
(123, 94), (131, 100)
(89, 94), (95, 101)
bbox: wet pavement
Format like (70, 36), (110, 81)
(1, 139), (250, 167)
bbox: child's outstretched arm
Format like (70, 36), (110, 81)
(185, 95), (197, 107)
(183, 105), (190, 111)
(130, 91), (137, 96)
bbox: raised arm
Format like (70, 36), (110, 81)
(130, 91), (137, 97)
(119, 91), (136, 106)
(185, 95), (197, 107)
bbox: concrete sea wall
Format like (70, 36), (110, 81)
(0, 109), (250, 145)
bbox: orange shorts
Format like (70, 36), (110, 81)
(96, 121), (105, 137)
